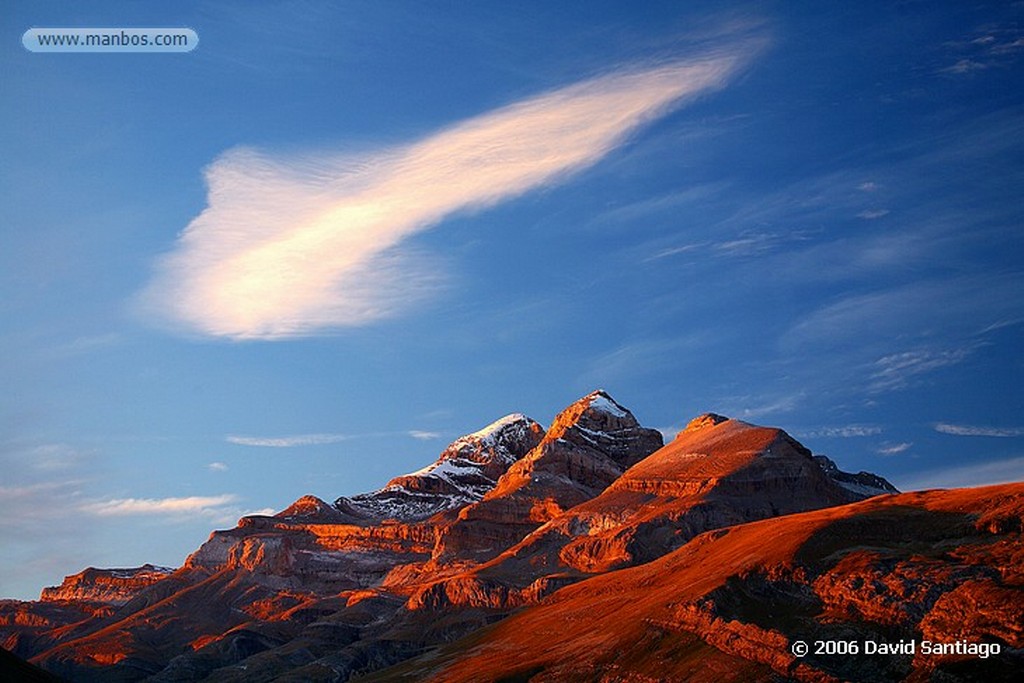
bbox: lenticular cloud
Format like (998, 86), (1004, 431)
(140, 49), (749, 339)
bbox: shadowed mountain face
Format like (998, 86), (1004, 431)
(7, 391), (1013, 683)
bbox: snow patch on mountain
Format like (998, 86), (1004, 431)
(333, 414), (544, 521)
(587, 391), (628, 418)
(814, 455), (899, 497)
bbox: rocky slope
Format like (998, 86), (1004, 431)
(368, 483), (1024, 683)
(0, 391), (954, 683)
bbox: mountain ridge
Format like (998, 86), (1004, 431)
(14, 391), (1006, 683)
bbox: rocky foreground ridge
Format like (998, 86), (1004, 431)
(2, 390), (1019, 682)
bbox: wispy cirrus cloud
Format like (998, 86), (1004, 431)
(80, 494), (275, 527)
(138, 43), (758, 339)
(799, 425), (882, 438)
(408, 430), (442, 441)
(869, 347), (973, 392)
(877, 441), (912, 455)
(724, 392), (802, 420)
(934, 423), (1024, 437)
(939, 24), (1024, 74)
(226, 433), (348, 447)
(81, 494), (240, 516)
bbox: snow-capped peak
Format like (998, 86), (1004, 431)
(586, 391), (628, 418)
(333, 413), (544, 522)
(463, 413), (532, 443)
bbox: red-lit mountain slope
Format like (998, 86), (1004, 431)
(366, 483), (1024, 683)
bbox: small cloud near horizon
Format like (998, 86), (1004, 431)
(799, 425), (882, 438)
(226, 433), (347, 447)
(408, 430), (442, 441)
(81, 494), (240, 516)
(207, 461), (229, 472)
(934, 423), (1024, 437)
(877, 441), (912, 455)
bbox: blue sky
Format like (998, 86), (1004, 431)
(2, 1), (1022, 600)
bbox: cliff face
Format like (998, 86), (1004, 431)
(39, 565), (174, 606)
(0, 392), (946, 683)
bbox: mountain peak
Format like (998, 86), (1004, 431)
(276, 495), (345, 521)
(683, 412), (730, 434)
(430, 392), (664, 563)
(544, 390), (641, 444)
(814, 455), (899, 497)
(332, 413), (544, 522)
(436, 413), (542, 468)
(586, 389), (629, 416)
(465, 412), (533, 439)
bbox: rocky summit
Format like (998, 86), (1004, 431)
(2, 391), (1019, 682)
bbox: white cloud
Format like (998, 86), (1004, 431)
(239, 507), (276, 518)
(714, 231), (786, 256)
(800, 425), (882, 438)
(408, 430), (442, 441)
(739, 394), (801, 419)
(857, 209), (890, 219)
(898, 456), (1024, 491)
(877, 441), (912, 455)
(934, 423), (1024, 437)
(647, 242), (707, 261)
(869, 347), (972, 392)
(207, 461), (229, 472)
(27, 443), (91, 471)
(82, 494), (239, 516)
(940, 58), (989, 74)
(226, 433), (347, 447)
(138, 47), (755, 339)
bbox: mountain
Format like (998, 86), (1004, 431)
(407, 409), (892, 612)
(333, 413), (545, 522)
(13, 391), (1016, 683)
(429, 390), (665, 564)
(368, 483), (1024, 683)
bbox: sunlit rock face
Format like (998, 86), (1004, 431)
(39, 565), (174, 606)
(376, 485), (1024, 683)
(6, 391), (973, 683)
(430, 390), (665, 563)
(412, 412), (899, 612)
